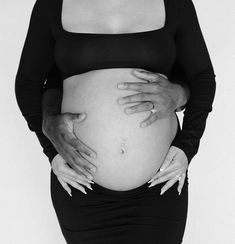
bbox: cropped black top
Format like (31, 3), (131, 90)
(15, 0), (216, 164)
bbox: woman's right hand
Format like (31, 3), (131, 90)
(51, 154), (94, 195)
(42, 112), (97, 181)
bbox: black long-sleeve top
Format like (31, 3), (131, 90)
(15, 0), (216, 165)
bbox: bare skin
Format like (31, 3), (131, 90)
(44, 70), (189, 194)
(43, 0), (190, 195)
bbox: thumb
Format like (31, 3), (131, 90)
(69, 113), (87, 123)
(160, 146), (176, 171)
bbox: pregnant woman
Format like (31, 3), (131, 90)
(15, 0), (216, 243)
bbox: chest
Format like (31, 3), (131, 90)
(54, 0), (177, 79)
(61, 0), (166, 34)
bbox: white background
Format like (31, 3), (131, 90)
(0, 0), (235, 243)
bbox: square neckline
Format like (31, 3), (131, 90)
(58, 0), (168, 36)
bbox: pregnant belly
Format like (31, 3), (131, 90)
(61, 68), (178, 190)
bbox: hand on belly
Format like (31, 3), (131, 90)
(62, 68), (178, 190)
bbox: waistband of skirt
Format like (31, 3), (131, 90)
(92, 181), (150, 197)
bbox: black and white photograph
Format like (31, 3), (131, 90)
(0, 0), (234, 243)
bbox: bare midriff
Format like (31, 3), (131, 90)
(61, 68), (178, 191)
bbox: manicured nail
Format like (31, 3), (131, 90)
(82, 189), (87, 194)
(125, 108), (132, 114)
(117, 83), (126, 89)
(178, 189), (181, 195)
(160, 189), (165, 195)
(87, 180), (95, 184)
(141, 122), (147, 128)
(148, 179), (153, 183)
(80, 113), (86, 120)
(68, 191), (72, 197)
(148, 182), (154, 188)
(86, 185), (93, 191)
(118, 98), (125, 104)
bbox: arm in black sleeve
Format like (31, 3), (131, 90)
(42, 62), (63, 92)
(171, 0), (216, 164)
(169, 61), (191, 112)
(15, 0), (59, 164)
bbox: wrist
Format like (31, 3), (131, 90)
(42, 114), (55, 137)
(174, 83), (188, 112)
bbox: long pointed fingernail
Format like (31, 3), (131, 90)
(87, 185), (93, 191)
(87, 179), (95, 184)
(68, 191), (72, 197)
(148, 182), (154, 188)
(148, 179), (153, 183)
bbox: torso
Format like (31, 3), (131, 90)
(60, 0), (178, 191)
(61, 0), (166, 34)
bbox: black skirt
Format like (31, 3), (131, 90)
(50, 169), (188, 244)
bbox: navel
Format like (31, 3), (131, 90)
(118, 138), (128, 156)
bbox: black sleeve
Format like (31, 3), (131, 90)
(170, 0), (216, 164)
(42, 63), (63, 92)
(15, 0), (59, 164)
(168, 61), (189, 111)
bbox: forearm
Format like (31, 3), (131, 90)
(42, 88), (63, 136)
(169, 60), (191, 112)
(15, 76), (60, 164)
(171, 0), (217, 164)
(174, 81), (190, 112)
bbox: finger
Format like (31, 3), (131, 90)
(146, 110), (170, 120)
(132, 69), (168, 82)
(140, 111), (159, 128)
(67, 156), (95, 181)
(75, 138), (98, 160)
(64, 178), (87, 195)
(57, 176), (72, 196)
(177, 172), (186, 195)
(117, 82), (159, 93)
(58, 147), (93, 179)
(117, 93), (154, 105)
(58, 162), (94, 185)
(64, 133), (97, 159)
(60, 173), (93, 191)
(124, 102), (154, 114)
(160, 174), (181, 195)
(61, 139), (97, 174)
(149, 170), (182, 187)
(160, 147), (177, 171)
(148, 155), (178, 183)
(70, 151), (97, 176)
(65, 112), (87, 123)
(149, 149), (187, 183)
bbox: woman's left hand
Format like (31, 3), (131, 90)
(148, 146), (189, 195)
(117, 68), (187, 127)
